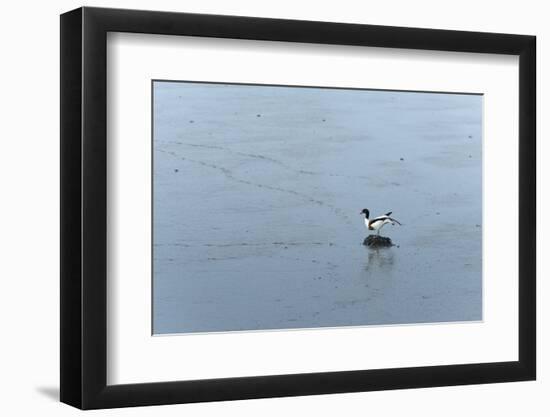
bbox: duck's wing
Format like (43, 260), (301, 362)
(371, 214), (402, 226)
(369, 215), (390, 226)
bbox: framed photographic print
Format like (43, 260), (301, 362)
(60, 6), (536, 409)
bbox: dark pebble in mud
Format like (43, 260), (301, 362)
(189, 120), (194, 123)
(436, 212), (440, 215)
(174, 169), (179, 173)
(256, 114), (261, 117)
(468, 135), (473, 138)
(400, 157), (404, 161)
(363, 235), (393, 248)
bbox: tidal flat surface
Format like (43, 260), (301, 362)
(153, 81), (482, 334)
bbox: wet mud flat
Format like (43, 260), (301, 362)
(152, 82), (483, 334)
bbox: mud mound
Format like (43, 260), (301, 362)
(363, 235), (393, 248)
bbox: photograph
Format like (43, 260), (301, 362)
(152, 81), (483, 335)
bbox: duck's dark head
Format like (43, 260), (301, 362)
(360, 208), (369, 218)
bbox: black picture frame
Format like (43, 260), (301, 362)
(60, 6), (536, 410)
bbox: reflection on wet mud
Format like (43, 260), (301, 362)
(364, 247), (395, 273)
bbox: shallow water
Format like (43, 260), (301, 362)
(152, 81), (482, 334)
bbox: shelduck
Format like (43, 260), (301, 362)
(360, 209), (401, 235)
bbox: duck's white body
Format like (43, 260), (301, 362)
(364, 216), (393, 232)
